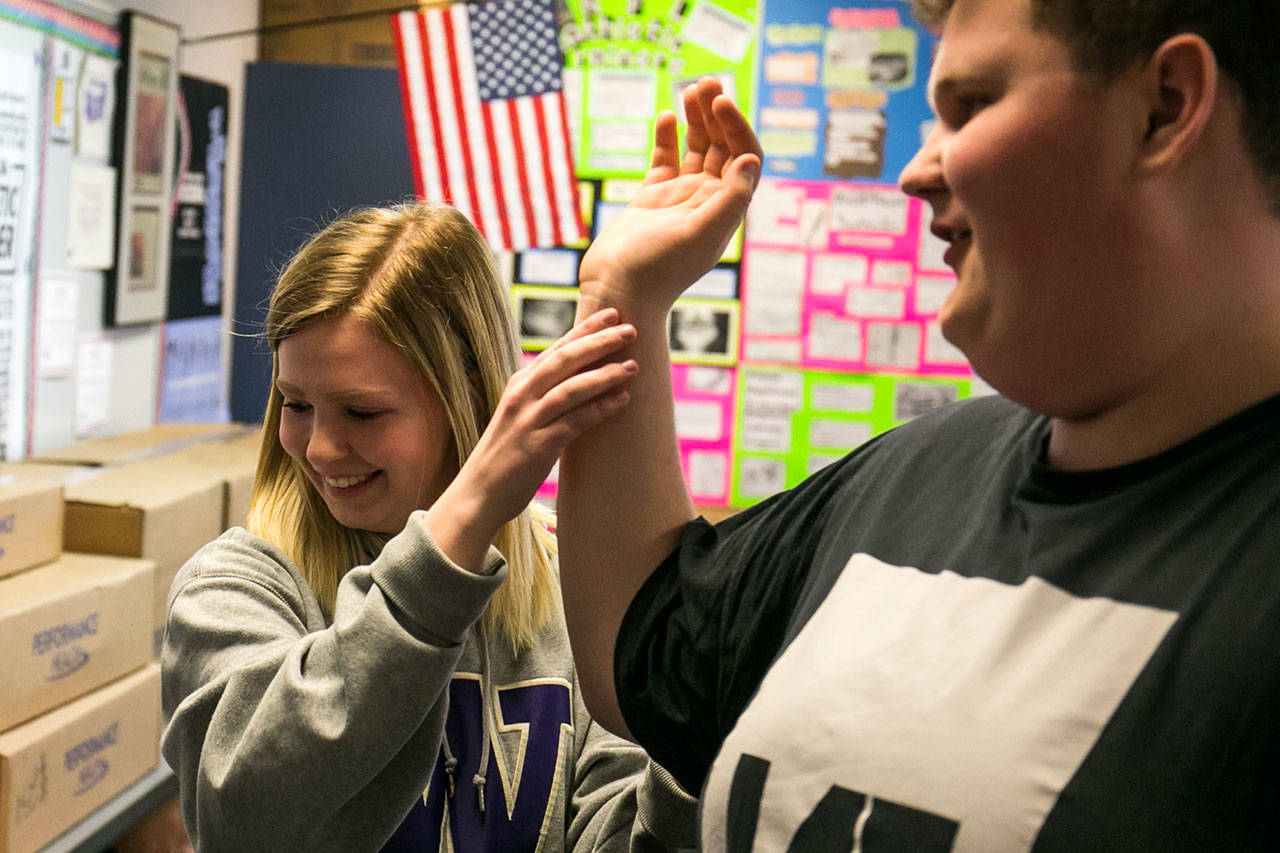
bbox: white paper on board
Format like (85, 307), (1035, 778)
(75, 336), (113, 435)
(37, 273), (78, 376)
(77, 53), (117, 160)
(66, 162), (117, 269)
(745, 250), (805, 336)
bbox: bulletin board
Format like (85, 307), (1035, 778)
(1, 0), (187, 460)
(0, 15), (45, 460)
(496, 0), (977, 509)
(0, 1), (144, 460)
(755, 0), (934, 183)
(232, 61), (417, 424)
(725, 0), (976, 506)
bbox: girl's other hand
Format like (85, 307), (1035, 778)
(422, 309), (638, 570)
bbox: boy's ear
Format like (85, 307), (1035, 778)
(1140, 33), (1218, 173)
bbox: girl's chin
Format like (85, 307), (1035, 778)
(327, 505), (409, 536)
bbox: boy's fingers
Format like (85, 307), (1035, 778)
(695, 78), (729, 175)
(681, 84), (708, 175)
(714, 94), (764, 164)
(644, 112), (682, 185)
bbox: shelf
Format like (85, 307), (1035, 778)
(42, 764), (178, 853)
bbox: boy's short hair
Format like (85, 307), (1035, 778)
(912, 0), (1280, 210)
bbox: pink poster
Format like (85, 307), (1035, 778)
(741, 177), (968, 378)
(532, 360), (737, 506)
(672, 363), (736, 505)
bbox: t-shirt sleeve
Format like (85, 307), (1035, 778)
(612, 452), (859, 795)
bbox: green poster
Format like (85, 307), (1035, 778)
(730, 368), (976, 506)
(562, 0), (760, 179)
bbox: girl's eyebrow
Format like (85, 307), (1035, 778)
(275, 380), (392, 403)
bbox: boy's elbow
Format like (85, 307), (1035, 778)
(579, 675), (633, 741)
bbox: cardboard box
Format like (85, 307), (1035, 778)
(62, 461), (225, 658)
(160, 426), (262, 531)
(28, 423), (245, 468)
(0, 553), (154, 733)
(0, 473), (63, 581)
(0, 664), (161, 853)
(260, 0), (433, 68)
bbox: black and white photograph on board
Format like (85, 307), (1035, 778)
(512, 285), (579, 350)
(667, 298), (739, 365)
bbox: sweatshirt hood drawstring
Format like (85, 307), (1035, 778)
(437, 625), (493, 819)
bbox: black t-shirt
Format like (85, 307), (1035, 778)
(616, 393), (1280, 850)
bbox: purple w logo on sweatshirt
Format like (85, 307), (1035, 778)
(383, 677), (572, 850)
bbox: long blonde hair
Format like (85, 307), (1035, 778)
(246, 203), (557, 652)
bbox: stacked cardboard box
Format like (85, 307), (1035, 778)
(0, 473), (64, 582)
(0, 425), (263, 848)
(29, 422), (246, 468)
(22, 423), (262, 657)
(159, 426), (262, 531)
(0, 552), (155, 733)
(0, 665), (161, 853)
(0, 466), (161, 853)
(60, 458), (230, 658)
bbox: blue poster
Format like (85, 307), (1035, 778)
(756, 0), (935, 183)
(159, 315), (228, 423)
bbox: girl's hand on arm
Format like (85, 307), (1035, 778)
(422, 309), (638, 571)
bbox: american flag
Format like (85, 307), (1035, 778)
(391, 0), (585, 251)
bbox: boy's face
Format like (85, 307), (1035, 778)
(900, 0), (1155, 413)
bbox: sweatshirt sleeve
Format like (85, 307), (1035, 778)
(564, 673), (701, 851)
(160, 514), (505, 852)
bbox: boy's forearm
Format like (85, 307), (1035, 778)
(557, 284), (696, 736)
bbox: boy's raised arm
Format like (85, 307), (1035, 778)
(557, 77), (762, 735)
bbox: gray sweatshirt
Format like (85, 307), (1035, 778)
(160, 514), (697, 851)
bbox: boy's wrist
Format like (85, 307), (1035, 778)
(576, 276), (674, 326)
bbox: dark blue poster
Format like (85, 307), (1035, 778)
(167, 73), (227, 320)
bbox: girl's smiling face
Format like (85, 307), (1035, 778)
(276, 312), (458, 534)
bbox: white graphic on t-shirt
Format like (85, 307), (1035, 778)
(701, 553), (1177, 851)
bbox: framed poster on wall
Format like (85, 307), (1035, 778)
(107, 11), (179, 326)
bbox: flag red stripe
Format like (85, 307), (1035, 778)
(396, 1), (582, 250)
(532, 96), (563, 246)
(480, 102), (514, 250)
(389, 15), (425, 197)
(506, 99), (539, 247)
(417, 11), (452, 206)
(555, 91), (586, 241)
(441, 6), (486, 239)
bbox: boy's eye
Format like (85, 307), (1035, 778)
(935, 89), (994, 128)
(348, 409), (384, 420)
(282, 401), (310, 413)
(962, 96), (992, 117)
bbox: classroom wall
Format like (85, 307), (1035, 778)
(124, 0), (258, 423)
(9, 0), (985, 511)
(9, 0), (256, 460)
(231, 60), (415, 423)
